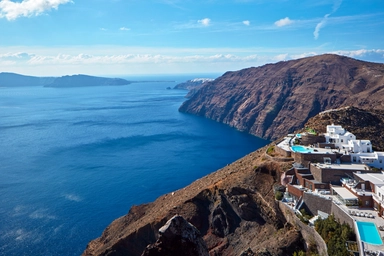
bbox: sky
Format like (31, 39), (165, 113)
(0, 0), (383, 76)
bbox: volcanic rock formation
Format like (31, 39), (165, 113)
(141, 215), (209, 256)
(179, 54), (384, 140)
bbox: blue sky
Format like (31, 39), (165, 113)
(0, 0), (383, 76)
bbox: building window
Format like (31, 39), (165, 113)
(366, 201), (370, 206)
(341, 139), (343, 143)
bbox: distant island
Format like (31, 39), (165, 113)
(0, 72), (175, 88)
(45, 74), (130, 87)
(174, 78), (214, 98)
(0, 72), (56, 87)
(173, 78), (214, 90)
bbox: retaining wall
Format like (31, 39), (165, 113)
(278, 201), (328, 256)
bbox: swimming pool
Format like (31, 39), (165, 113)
(356, 221), (383, 245)
(291, 145), (314, 153)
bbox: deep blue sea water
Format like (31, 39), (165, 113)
(0, 75), (269, 256)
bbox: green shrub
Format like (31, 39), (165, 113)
(314, 215), (355, 256)
(275, 191), (283, 200)
(266, 146), (275, 155)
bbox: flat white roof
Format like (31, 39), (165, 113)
(312, 163), (369, 171)
(354, 172), (384, 186)
(332, 186), (358, 200)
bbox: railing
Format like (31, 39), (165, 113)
(372, 194), (384, 208)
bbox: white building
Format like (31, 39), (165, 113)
(324, 124), (384, 169)
(351, 152), (384, 169)
(324, 124), (356, 149)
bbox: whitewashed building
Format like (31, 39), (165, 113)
(324, 124), (356, 149)
(324, 124), (384, 169)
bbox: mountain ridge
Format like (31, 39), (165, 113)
(179, 54), (384, 140)
(0, 72), (130, 87)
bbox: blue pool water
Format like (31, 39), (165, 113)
(0, 75), (269, 255)
(356, 221), (383, 245)
(291, 145), (313, 153)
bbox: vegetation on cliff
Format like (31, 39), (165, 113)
(315, 215), (355, 256)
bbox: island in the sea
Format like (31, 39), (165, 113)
(0, 72), (175, 88)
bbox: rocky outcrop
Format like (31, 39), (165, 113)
(179, 54), (384, 140)
(83, 148), (305, 256)
(141, 215), (209, 256)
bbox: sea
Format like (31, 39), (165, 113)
(0, 75), (269, 256)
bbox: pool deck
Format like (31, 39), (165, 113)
(334, 199), (384, 254)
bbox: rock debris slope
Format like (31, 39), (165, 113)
(179, 54), (384, 140)
(83, 148), (304, 256)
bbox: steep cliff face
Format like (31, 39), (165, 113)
(179, 54), (384, 140)
(83, 149), (304, 256)
(141, 215), (209, 256)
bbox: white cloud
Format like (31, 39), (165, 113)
(0, 0), (72, 21)
(1, 46), (383, 76)
(198, 18), (211, 27)
(313, 14), (329, 40)
(273, 53), (289, 61)
(313, 0), (343, 39)
(243, 20), (250, 26)
(274, 17), (293, 27)
(332, 49), (384, 58)
(119, 27), (130, 31)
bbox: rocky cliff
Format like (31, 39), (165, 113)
(179, 54), (384, 140)
(83, 106), (384, 256)
(83, 147), (305, 256)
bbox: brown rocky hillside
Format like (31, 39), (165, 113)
(179, 54), (384, 140)
(304, 106), (384, 151)
(83, 147), (305, 256)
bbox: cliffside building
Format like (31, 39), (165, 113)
(279, 124), (384, 204)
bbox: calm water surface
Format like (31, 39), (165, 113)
(0, 75), (269, 255)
